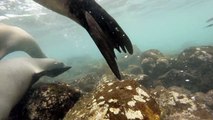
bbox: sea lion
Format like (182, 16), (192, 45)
(0, 58), (70, 119)
(33, 0), (133, 79)
(0, 23), (47, 60)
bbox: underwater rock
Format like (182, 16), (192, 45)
(194, 89), (213, 110)
(205, 90), (213, 110)
(150, 86), (213, 120)
(70, 73), (101, 93)
(118, 45), (142, 71)
(9, 82), (81, 120)
(64, 80), (160, 120)
(125, 65), (143, 75)
(173, 46), (213, 92)
(121, 73), (154, 89)
(159, 69), (199, 92)
(140, 49), (170, 79)
(175, 46), (213, 69)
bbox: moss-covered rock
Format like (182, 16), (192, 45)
(9, 82), (81, 120)
(64, 80), (160, 120)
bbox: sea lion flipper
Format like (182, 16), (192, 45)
(82, 0), (133, 79)
(85, 11), (121, 79)
(32, 66), (71, 84)
(84, 0), (133, 55)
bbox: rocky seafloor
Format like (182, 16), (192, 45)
(9, 45), (213, 120)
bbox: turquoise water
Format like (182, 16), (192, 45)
(0, 0), (213, 60)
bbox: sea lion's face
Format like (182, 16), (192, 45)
(34, 0), (70, 16)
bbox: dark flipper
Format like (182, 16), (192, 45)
(68, 0), (133, 79)
(85, 11), (121, 79)
(34, 0), (133, 79)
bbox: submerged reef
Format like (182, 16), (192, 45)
(64, 79), (160, 120)
(8, 45), (213, 119)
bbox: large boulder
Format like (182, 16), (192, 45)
(9, 82), (81, 120)
(64, 79), (160, 120)
(140, 49), (170, 79)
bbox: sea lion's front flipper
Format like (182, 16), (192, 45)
(52, 0), (133, 79)
(85, 11), (121, 79)
(81, 1), (133, 79)
(69, 0), (134, 54)
(32, 66), (71, 84)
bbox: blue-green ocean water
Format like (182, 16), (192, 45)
(0, 0), (213, 60)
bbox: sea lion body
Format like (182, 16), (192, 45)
(0, 58), (70, 119)
(0, 23), (46, 59)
